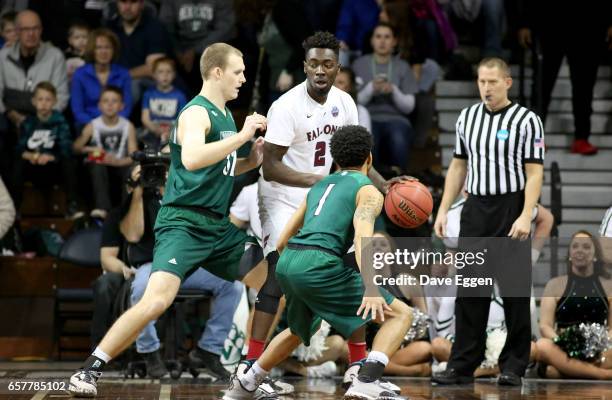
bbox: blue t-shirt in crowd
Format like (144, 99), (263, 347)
(142, 87), (187, 123)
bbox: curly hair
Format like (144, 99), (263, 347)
(302, 31), (340, 57)
(330, 125), (372, 169)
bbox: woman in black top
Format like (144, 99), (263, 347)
(536, 230), (612, 379)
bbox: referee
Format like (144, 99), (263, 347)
(432, 57), (544, 386)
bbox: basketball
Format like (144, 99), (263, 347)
(384, 181), (433, 228)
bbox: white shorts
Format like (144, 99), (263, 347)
(258, 178), (306, 257)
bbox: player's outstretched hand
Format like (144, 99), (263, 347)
(382, 175), (418, 194)
(241, 112), (267, 139)
(248, 137), (265, 168)
(357, 296), (392, 322)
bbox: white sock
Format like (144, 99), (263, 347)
(241, 361), (269, 391)
(366, 350), (389, 366)
(92, 347), (111, 363)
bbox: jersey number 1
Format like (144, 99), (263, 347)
(314, 184), (335, 216)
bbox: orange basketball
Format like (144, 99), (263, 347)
(384, 181), (433, 228)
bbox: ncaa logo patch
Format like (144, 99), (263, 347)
(331, 105), (339, 117)
(496, 129), (509, 140)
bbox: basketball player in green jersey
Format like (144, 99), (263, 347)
(69, 43), (268, 398)
(223, 125), (413, 400)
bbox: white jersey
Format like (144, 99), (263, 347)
(600, 206), (612, 237)
(259, 81), (359, 204)
(229, 183), (262, 245)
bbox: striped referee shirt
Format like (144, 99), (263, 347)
(454, 102), (545, 196)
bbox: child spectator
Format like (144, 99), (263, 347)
(12, 82), (80, 218)
(0, 11), (17, 48)
(65, 21), (89, 81)
(73, 86), (137, 220)
(140, 57), (186, 151)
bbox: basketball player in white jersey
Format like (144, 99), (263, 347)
(249, 32), (410, 394)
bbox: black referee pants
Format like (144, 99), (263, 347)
(448, 191), (532, 377)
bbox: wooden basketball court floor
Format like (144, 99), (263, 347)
(1, 362), (611, 399)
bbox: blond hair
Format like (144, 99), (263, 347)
(200, 43), (243, 80)
(477, 57), (511, 78)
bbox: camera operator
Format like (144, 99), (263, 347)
(92, 164), (157, 350)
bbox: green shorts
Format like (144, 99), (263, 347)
(152, 205), (252, 282)
(275, 247), (394, 345)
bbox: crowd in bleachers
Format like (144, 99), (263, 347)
(0, 0), (611, 384)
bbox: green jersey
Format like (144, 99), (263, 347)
(161, 95), (238, 215)
(289, 170), (373, 256)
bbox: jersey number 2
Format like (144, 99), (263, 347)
(314, 184), (335, 216)
(314, 141), (326, 167)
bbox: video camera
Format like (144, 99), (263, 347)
(131, 150), (171, 190)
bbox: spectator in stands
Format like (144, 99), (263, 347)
(159, 0), (235, 94)
(140, 57), (186, 151)
(535, 230), (612, 379)
(334, 66), (372, 133)
(65, 21), (89, 81)
(517, 1), (612, 155)
(73, 86), (137, 219)
(335, 0), (381, 65)
(0, 11), (17, 48)
(0, 176), (15, 243)
(0, 10), (69, 123)
(257, 0), (311, 111)
(71, 28), (132, 132)
(353, 23), (418, 174)
(445, 0), (505, 58)
(106, 0), (172, 103)
(12, 82), (80, 218)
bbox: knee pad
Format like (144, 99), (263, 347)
(254, 251), (282, 313)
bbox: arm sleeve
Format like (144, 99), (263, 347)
(358, 105), (372, 133)
(357, 81), (374, 105)
(391, 85), (415, 114)
(264, 102), (296, 147)
(454, 109), (468, 159)
(522, 112), (545, 164)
